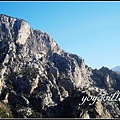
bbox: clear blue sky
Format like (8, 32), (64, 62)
(0, 1), (120, 69)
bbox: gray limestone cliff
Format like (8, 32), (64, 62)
(0, 14), (120, 118)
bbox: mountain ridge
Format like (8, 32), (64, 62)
(112, 66), (120, 72)
(0, 14), (120, 118)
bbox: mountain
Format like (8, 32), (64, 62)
(112, 66), (120, 72)
(0, 14), (120, 118)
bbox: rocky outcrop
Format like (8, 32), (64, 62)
(0, 14), (120, 118)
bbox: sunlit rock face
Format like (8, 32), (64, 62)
(0, 14), (30, 45)
(0, 14), (120, 118)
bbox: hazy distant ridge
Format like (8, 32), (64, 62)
(112, 66), (120, 72)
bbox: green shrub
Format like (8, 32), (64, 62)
(82, 87), (87, 91)
(20, 67), (39, 78)
(30, 110), (42, 118)
(0, 107), (13, 118)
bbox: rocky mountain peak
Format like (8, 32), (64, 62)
(0, 14), (120, 118)
(0, 14), (88, 99)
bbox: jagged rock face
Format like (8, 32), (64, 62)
(91, 67), (120, 91)
(0, 14), (30, 44)
(0, 14), (120, 118)
(0, 14), (90, 95)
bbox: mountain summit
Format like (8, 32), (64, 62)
(0, 14), (120, 118)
